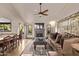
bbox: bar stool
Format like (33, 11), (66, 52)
(12, 35), (17, 49)
(0, 36), (11, 55)
(16, 35), (20, 46)
(3, 36), (11, 53)
(9, 37), (14, 50)
(14, 35), (20, 46)
(14, 37), (17, 48)
(0, 40), (4, 55)
(0, 39), (9, 55)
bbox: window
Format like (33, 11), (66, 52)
(28, 25), (32, 35)
(0, 23), (11, 32)
(19, 23), (24, 33)
(0, 18), (11, 32)
(34, 23), (45, 37)
(35, 23), (44, 29)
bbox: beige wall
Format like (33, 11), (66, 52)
(0, 4), (24, 35)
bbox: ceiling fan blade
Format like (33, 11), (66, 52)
(42, 13), (48, 16)
(35, 3), (48, 16)
(42, 9), (48, 13)
(38, 12), (42, 14)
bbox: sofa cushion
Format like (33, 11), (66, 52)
(63, 38), (79, 55)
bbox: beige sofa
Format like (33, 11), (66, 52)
(63, 38), (79, 55)
(48, 33), (79, 56)
(48, 37), (63, 55)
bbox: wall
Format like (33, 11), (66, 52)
(25, 15), (50, 38)
(0, 4), (24, 35)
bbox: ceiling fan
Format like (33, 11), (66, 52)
(35, 3), (48, 16)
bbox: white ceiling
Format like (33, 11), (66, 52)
(1, 3), (79, 24)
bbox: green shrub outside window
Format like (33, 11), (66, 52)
(0, 23), (11, 32)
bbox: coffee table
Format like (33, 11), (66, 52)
(33, 38), (47, 50)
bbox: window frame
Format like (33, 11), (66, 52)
(0, 22), (12, 32)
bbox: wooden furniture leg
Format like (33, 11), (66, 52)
(34, 45), (36, 50)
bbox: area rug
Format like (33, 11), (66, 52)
(21, 40), (55, 56)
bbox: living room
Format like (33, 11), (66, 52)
(0, 3), (79, 56)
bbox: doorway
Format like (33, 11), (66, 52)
(34, 23), (45, 37)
